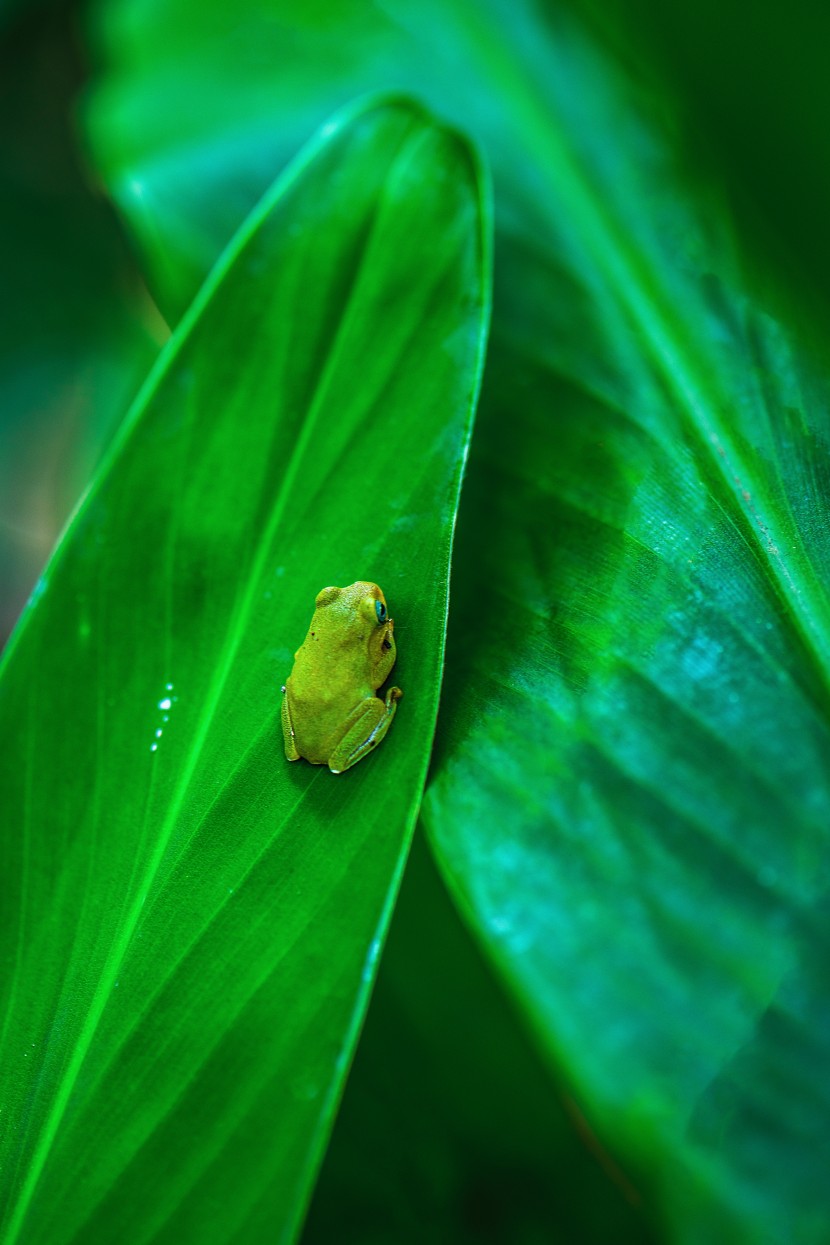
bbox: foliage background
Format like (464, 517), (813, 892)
(6, 0), (830, 646)
(3, 0), (830, 1242)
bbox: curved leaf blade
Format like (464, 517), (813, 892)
(0, 97), (490, 1245)
(421, 31), (830, 1245)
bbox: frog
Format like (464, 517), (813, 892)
(281, 581), (403, 773)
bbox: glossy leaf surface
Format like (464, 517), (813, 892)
(77, 0), (830, 1240)
(424, 21), (830, 1245)
(0, 98), (489, 1245)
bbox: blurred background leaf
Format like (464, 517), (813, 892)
(0, 0), (157, 643)
(0, 98), (489, 1244)
(82, 0), (830, 331)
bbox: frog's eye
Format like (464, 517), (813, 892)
(375, 599), (387, 625)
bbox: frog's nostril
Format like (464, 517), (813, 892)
(382, 637), (392, 651)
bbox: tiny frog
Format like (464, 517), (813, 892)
(281, 581), (403, 773)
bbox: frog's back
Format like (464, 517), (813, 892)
(286, 638), (371, 765)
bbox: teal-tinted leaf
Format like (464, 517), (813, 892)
(425, 322), (830, 1243)
(423, 35), (830, 1245)
(0, 97), (489, 1245)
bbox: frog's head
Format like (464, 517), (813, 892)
(315, 580), (396, 681)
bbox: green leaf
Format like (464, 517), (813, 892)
(0, 97), (490, 1245)
(423, 31), (830, 1245)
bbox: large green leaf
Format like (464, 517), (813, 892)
(73, 0), (830, 1239)
(0, 97), (489, 1244)
(426, 32), (830, 1245)
(426, 322), (830, 1244)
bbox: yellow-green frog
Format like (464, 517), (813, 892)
(281, 581), (403, 773)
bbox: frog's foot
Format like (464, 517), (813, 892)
(280, 685), (300, 761)
(328, 687), (403, 774)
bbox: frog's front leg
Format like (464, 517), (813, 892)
(328, 686), (403, 774)
(280, 685), (300, 761)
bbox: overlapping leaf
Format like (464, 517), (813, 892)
(0, 98), (489, 1245)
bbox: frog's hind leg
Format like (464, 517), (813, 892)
(281, 685), (300, 761)
(328, 686), (402, 774)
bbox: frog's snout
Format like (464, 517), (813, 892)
(382, 618), (395, 651)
